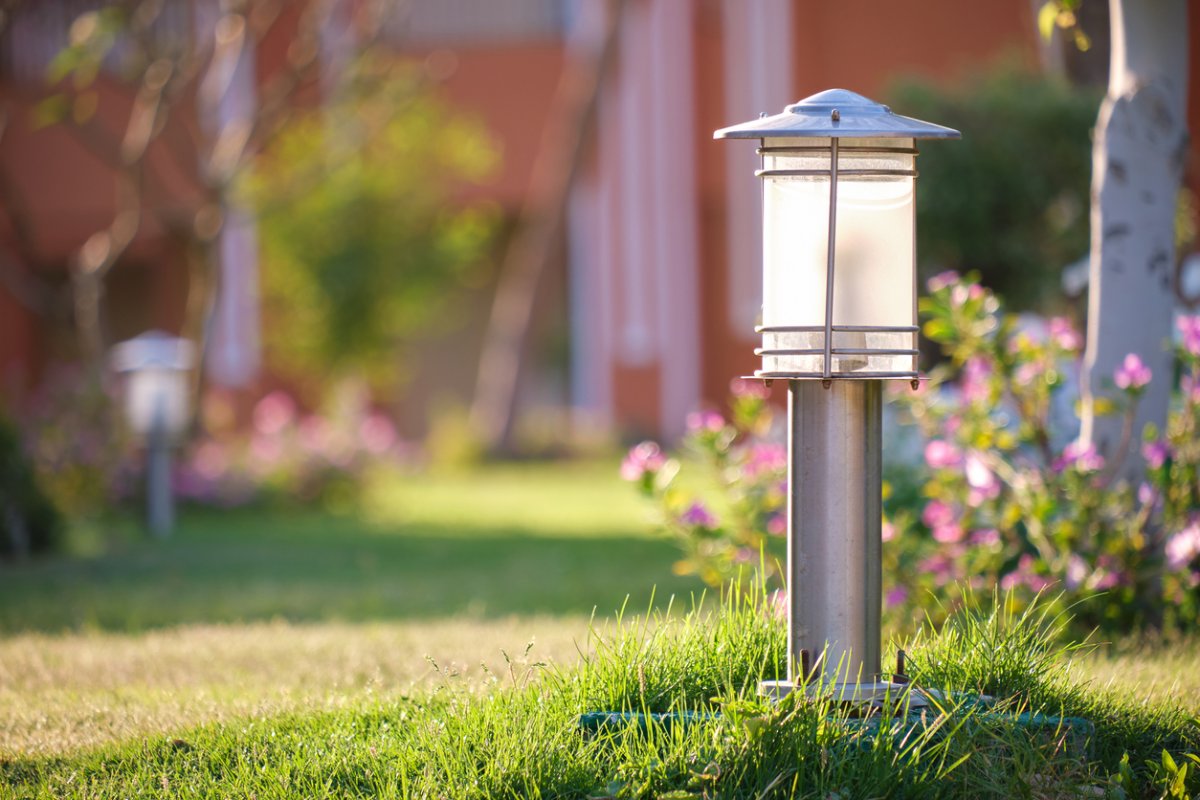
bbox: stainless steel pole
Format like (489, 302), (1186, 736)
(787, 379), (882, 684)
(147, 406), (174, 538)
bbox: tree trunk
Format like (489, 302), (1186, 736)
(1080, 0), (1189, 480)
(467, 0), (626, 454)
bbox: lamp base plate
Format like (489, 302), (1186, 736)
(758, 679), (933, 708)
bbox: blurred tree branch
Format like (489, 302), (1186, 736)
(0, 0), (398, 373)
(469, 0), (627, 454)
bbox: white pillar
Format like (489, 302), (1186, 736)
(649, 0), (701, 440)
(565, 0), (614, 430)
(721, 0), (794, 334)
(200, 0), (262, 388)
(615, 0), (657, 368)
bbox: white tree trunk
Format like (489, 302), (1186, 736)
(1080, 0), (1189, 479)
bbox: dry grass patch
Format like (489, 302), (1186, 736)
(1067, 636), (1200, 712)
(0, 615), (590, 758)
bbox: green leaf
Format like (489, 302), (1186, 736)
(30, 94), (69, 129)
(1037, 2), (1058, 40)
(923, 319), (955, 342)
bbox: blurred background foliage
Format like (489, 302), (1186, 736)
(887, 64), (1100, 313)
(245, 62), (500, 400)
(0, 413), (62, 559)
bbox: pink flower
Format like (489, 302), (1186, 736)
(881, 519), (896, 542)
(299, 415), (331, 453)
(620, 441), (666, 481)
(1178, 316), (1200, 356)
(250, 432), (284, 467)
(950, 283), (984, 307)
(1166, 521), (1200, 571)
(927, 270), (960, 292)
(962, 356), (992, 404)
(885, 586), (909, 608)
(1113, 353), (1152, 391)
(767, 513), (786, 536)
(917, 553), (956, 586)
(253, 391), (297, 436)
(685, 410), (725, 434)
(1014, 360), (1045, 388)
(1053, 440), (1105, 473)
(1065, 555), (1088, 590)
(680, 501), (717, 528)
(965, 452), (1001, 505)
(192, 441), (229, 481)
(924, 440), (963, 470)
(1181, 375), (1200, 404)
(1138, 482), (1160, 507)
(1000, 554), (1050, 592)
(1092, 556), (1124, 591)
(1048, 317), (1082, 351)
(922, 500), (963, 543)
(1142, 440), (1170, 470)
(744, 443), (787, 479)
(921, 500), (956, 529)
(730, 378), (771, 400)
(359, 413), (397, 455)
(969, 528), (1000, 547)
(1092, 568), (1121, 591)
(931, 523), (964, 544)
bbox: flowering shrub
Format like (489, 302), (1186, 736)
(623, 273), (1200, 634)
(887, 272), (1198, 632)
(177, 387), (413, 510)
(20, 366), (134, 528)
(621, 380), (787, 588)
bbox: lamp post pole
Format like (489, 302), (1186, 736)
(788, 380), (882, 683)
(146, 401), (174, 538)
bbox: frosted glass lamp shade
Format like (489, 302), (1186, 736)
(111, 331), (196, 438)
(715, 89), (960, 380)
(758, 137), (917, 377)
(125, 368), (191, 437)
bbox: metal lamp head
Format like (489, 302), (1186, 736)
(111, 331), (196, 439)
(715, 89), (960, 381)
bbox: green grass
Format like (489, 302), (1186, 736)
(5, 595), (1199, 799)
(3, 460), (1200, 796)
(0, 461), (700, 633)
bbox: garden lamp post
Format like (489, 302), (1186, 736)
(715, 89), (959, 702)
(111, 331), (196, 538)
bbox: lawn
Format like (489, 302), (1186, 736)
(0, 461), (699, 633)
(0, 460), (701, 758)
(2, 460), (1199, 797)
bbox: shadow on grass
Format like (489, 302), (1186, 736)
(0, 507), (703, 634)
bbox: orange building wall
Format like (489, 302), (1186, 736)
(790, 1), (1038, 99)
(422, 42), (567, 207)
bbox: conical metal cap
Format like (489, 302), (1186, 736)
(714, 88), (961, 140)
